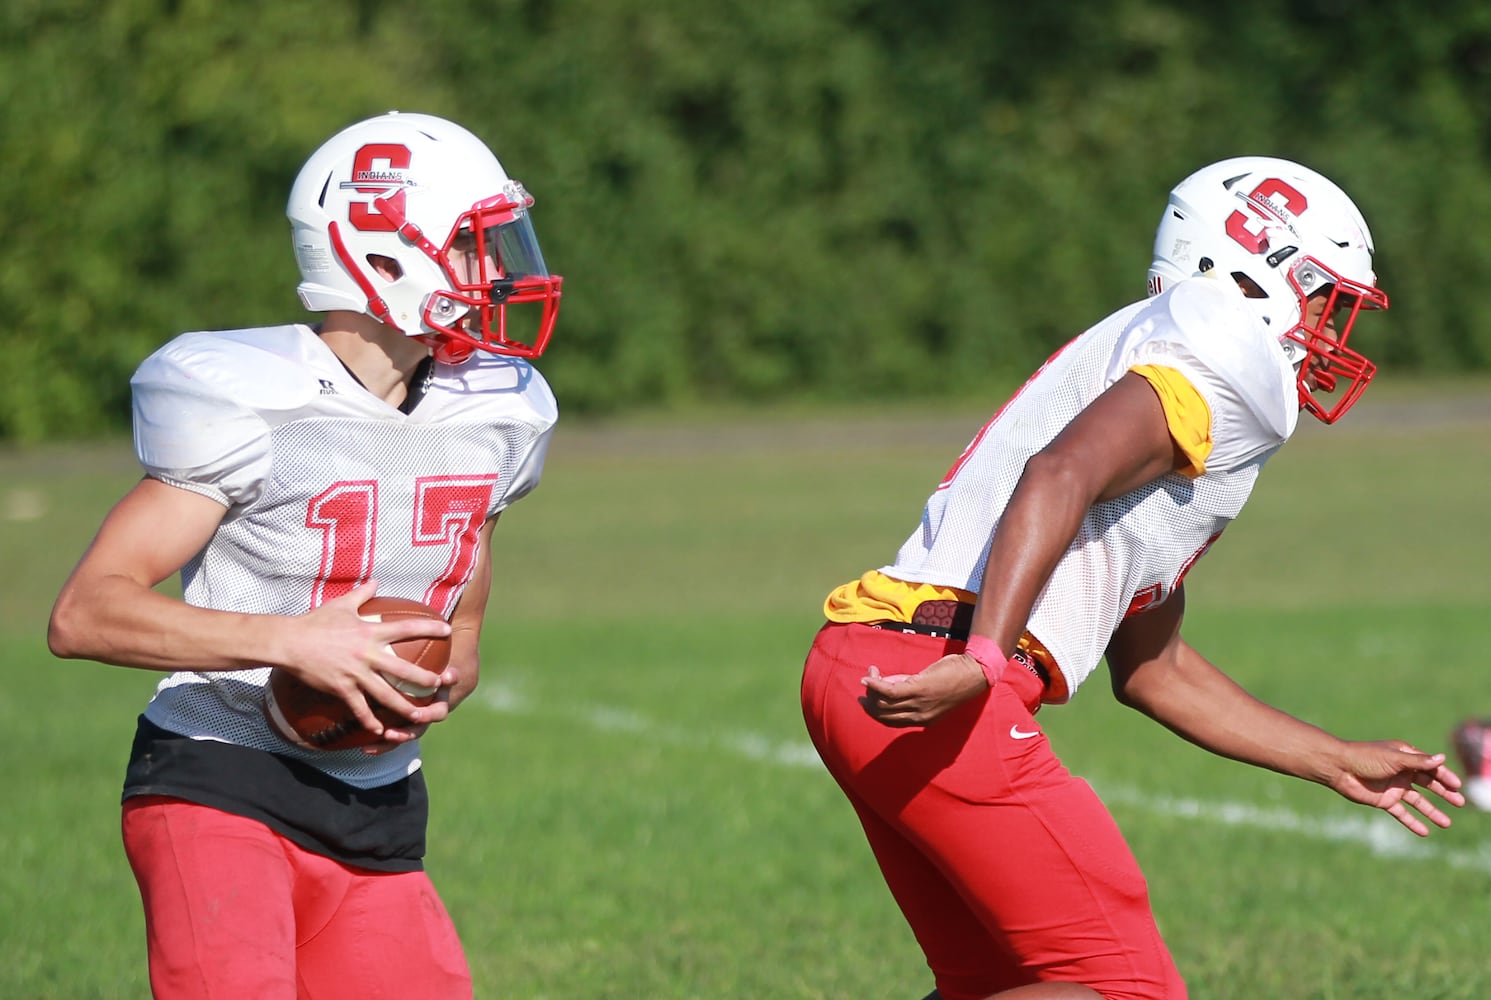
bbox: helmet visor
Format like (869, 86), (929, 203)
(430, 186), (562, 359)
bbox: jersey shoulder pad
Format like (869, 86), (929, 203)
(437, 352), (558, 428)
(134, 326), (328, 410)
(1123, 279), (1297, 455)
(130, 326), (318, 504)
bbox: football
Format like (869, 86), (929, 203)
(262, 596), (451, 751)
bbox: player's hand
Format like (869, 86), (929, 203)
(363, 687), (455, 754)
(279, 579), (453, 736)
(1328, 740), (1466, 837)
(859, 654), (988, 728)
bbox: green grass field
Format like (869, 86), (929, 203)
(3, 383), (1490, 998)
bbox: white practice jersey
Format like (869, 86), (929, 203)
(131, 324), (557, 788)
(886, 277), (1299, 700)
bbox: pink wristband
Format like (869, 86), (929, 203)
(962, 634), (1007, 687)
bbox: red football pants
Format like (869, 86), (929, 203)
(800, 623), (1186, 1000)
(121, 796), (473, 1000)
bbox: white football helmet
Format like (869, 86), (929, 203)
(1148, 156), (1389, 423)
(287, 111), (562, 361)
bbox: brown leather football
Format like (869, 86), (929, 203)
(262, 596), (450, 751)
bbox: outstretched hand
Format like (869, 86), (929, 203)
(1329, 740), (1465, 837)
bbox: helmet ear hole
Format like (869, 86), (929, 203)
(1233, 274), (1268, 299)
(368, 254), (403, 281)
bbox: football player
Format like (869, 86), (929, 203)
(48, 111), (563, 998)
(799, 157), (1466, 1000)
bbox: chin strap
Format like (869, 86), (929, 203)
(420, 335), (473, 366)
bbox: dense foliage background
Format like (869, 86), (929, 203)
(5, 0), (1490, 441)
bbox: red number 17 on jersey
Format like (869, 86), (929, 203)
(305, 474), (499, 615)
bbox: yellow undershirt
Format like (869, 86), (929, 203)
(1132, 363), (1212, 478)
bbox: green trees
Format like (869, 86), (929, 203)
(4, 0), (1487, 441)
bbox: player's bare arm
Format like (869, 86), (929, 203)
(51, 478), (245, 667)
(968, 371), (1185, 652)
(49, 477), (453, 734)
(1107, 583), (1464, 836)
(862, 372), (1184, 727)
(442, 514), (497, 710)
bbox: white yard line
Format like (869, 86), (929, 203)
(477, 682), (1491, 873)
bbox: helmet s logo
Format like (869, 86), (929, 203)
(1224, 178), (1306, 256)
(344, 143), (413, 233)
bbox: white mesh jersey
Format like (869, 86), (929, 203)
(885, 277), (1299, 701)
(130, 323), (557, 788)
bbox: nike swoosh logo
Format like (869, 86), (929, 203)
(1009, 725), (1042, 740)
